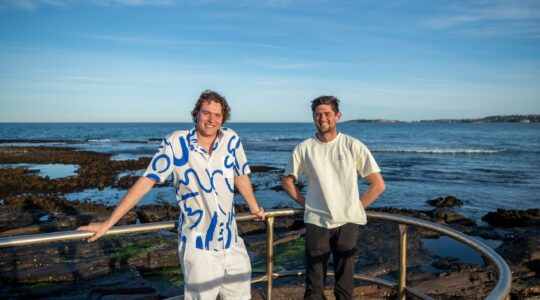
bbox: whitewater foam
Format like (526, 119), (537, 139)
(373, 148), (501, 154)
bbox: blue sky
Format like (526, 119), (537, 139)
(0, 0), (539, 122)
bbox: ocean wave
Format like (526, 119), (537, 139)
(373, 148), (502, 154)
(244, 137), (303, 142)
(86, 139), (111, 143)
(0, 139), (80, 144)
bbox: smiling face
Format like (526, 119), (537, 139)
(313, 104), (341, 136)
(196, 100), (223, 138)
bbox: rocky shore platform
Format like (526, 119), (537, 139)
(1, 146), (539, 299)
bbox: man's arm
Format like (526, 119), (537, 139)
(234, 174), (265, 220)
(360, 172), (385, 208)
(281, 175), (305, 208)
(77, 176), (156, 241)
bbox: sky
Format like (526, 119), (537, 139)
(0, 0), (539, 122)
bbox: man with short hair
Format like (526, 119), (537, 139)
(282, 96), (385, 300)
(79, 90), (265, 299)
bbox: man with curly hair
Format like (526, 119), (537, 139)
(79, 90), (265, 299)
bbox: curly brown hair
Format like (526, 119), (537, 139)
(311, 95), (340, 114)
(191, 90), (231, 124)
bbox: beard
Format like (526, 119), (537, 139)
(316, 122), (336, 135)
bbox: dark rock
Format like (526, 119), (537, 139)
(408, 265), (498, 299)
(0, 194), (138, 234)
(429, 209), (476, 226)
(270, 182), (304, 192)
(0, 232), (179, 286)
(430, 257), (464, 272)
(249, 165), (280, 173)
(55, 211), (138, 227)
(0, 210), (39, 231)
(115, 176), (139, 189)
(238, 221), (266, 236)
(139, 246), (179, 271)
(482, 208), (540, 227)
(370, 207), (432, 219)
(496, 235), (540, 265)
(0, 223), (60, 237)
(426, 196), (464, 207)
(242, 232), (267, 251)
(234, 204), (251, 213)
(526, 259), (540, 276)
(0, 146), (154, 198)
(136, 204), (178, 223)
(355, 220), (432, 277)
(251, 282), (395, 300)
(75, 257), (118, 281)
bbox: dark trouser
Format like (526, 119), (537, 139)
(304, 223), (359, 300)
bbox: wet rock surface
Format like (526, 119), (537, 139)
(482, 208), (540, 227)
(426, 195), (464, 207)
(0, 146), (150, 198)
(250, 165), (281, 173)
(0, 146), (539, 299)
(2, 197), (538, 299)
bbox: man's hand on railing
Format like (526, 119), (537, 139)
(251, 207), (265, 221)
(77, 222), (111, 242)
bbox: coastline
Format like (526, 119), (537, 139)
(1, 145), (539, 299)
(345, 114), (540, 124)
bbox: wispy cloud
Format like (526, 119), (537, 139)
(423, 0), (540, 37)
(2, 0), (187, 11)
(89, 0), (178, 7)
(450, 22), (540, 37)
(79, 33), (288, 50)
(3, 0), (39, 11)
(243, 58), (329, 70)
(2, 0), (298, 10)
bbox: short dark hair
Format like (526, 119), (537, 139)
(311, 95), (340, 114)
(191, 90), (231, 124)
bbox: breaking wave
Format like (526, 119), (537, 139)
(373, 148), (502, 154)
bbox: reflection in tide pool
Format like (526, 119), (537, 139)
(65, 186), (176, 206)
(37, 164), (79, 179)
(422, 236), (502, 266)
(0, 163), (78, 179)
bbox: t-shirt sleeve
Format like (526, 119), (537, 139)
(284, 146), (303, 180)
(356, 143), (381, 178)
(143, 133), (177, 183)
(233, 136), (251, 176)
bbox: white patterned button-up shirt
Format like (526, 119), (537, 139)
(143, 127), (250, 251)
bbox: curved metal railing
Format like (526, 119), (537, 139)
(0, 209), (511, 299)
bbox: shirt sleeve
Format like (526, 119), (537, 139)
(356, 143), (381, 178)
(284, 146), (304, 180)
(233, 135), (251, 176)
(143, 133), (178, 183)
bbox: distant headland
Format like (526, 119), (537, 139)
(345, 114), (540, 124)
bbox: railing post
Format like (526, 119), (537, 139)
(398, 224), (408, 300)
(266, 216), (275, 299)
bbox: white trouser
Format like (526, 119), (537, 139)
(179, 238), (251, 300)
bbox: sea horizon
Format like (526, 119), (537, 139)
(0, 113), (538, 125)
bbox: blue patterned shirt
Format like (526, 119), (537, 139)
(143, 127), (251, 251)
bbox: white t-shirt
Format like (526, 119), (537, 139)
(284, 132), (381, 228)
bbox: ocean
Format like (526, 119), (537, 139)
(1, 122), (539, 222)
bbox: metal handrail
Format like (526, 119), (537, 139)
(0, 209), (511, 299)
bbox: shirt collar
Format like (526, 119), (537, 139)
(187, 127), (225, 154)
